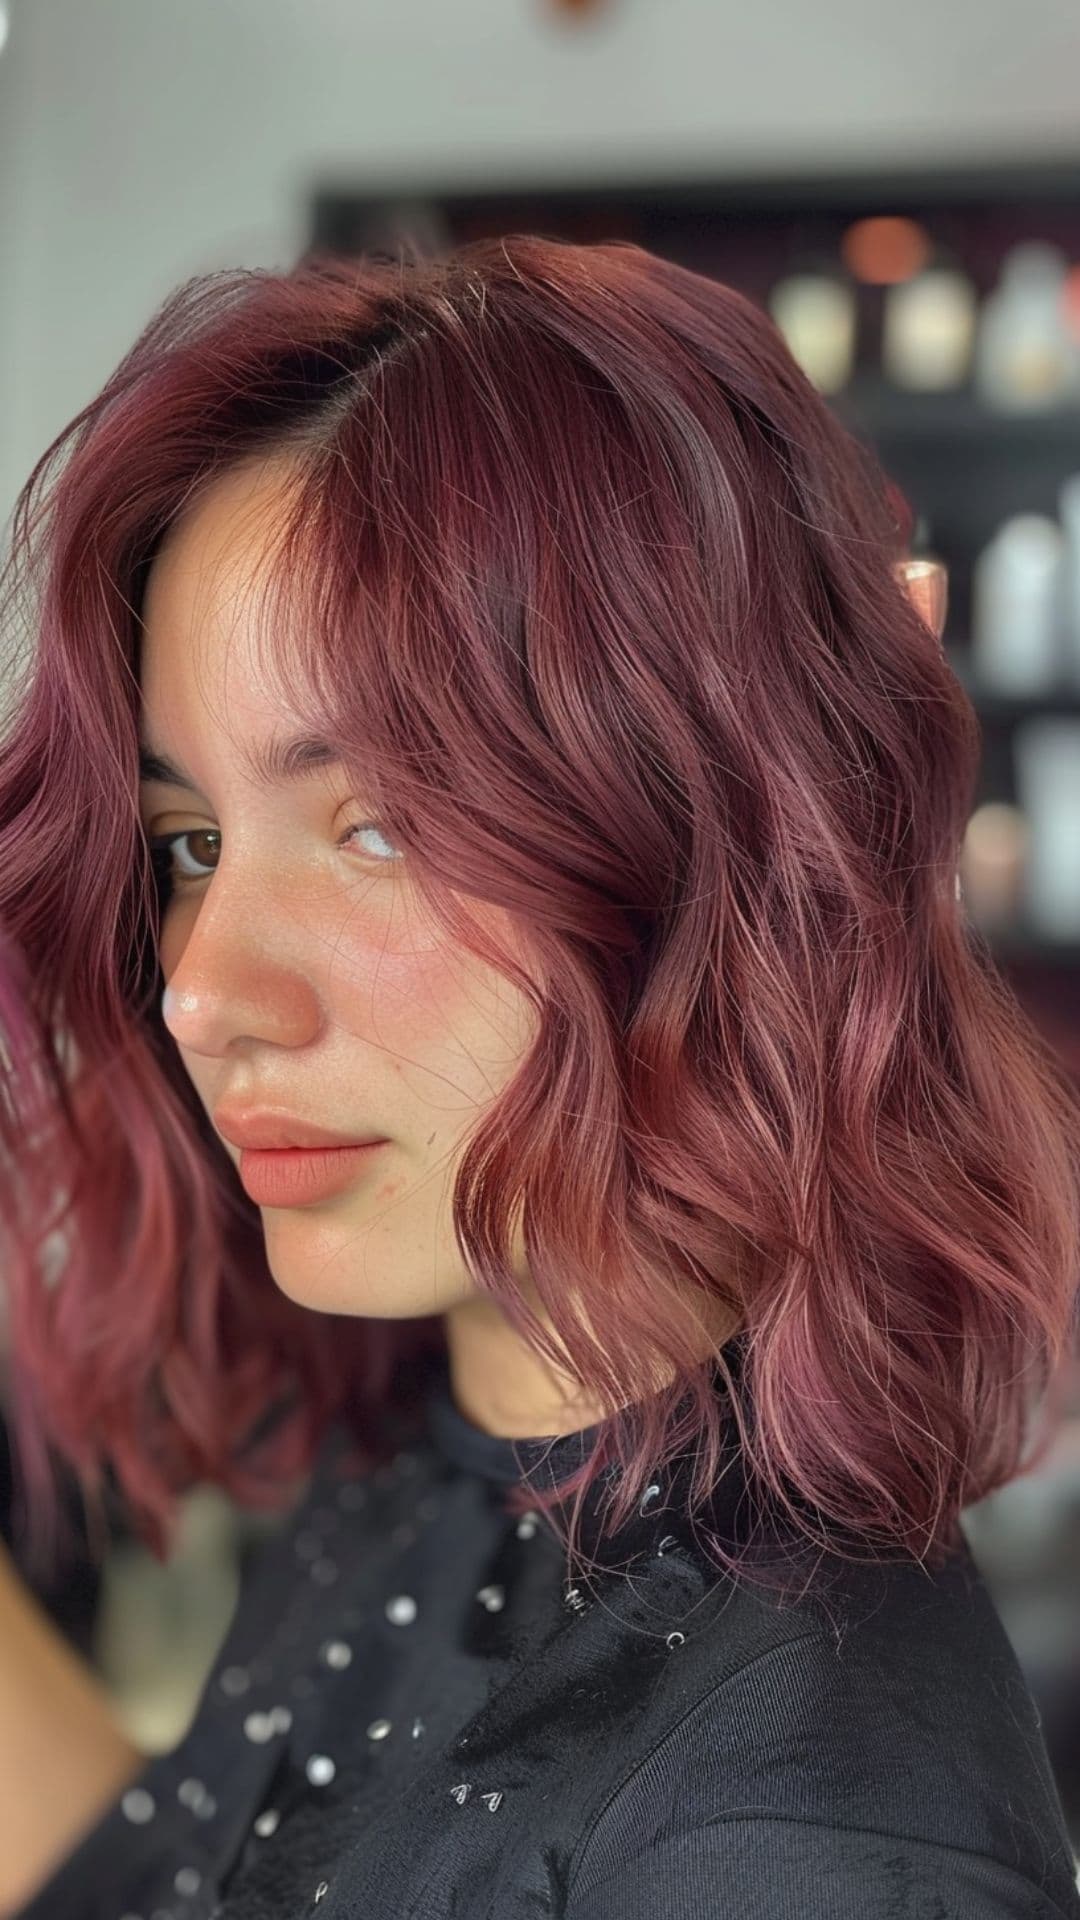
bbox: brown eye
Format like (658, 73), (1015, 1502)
(148, 828), (220, 887)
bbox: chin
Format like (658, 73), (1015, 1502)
(259, 1233), (415, 1322)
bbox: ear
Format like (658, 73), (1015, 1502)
(893, 557), (948, 643)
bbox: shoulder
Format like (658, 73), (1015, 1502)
(565, 1541), (1080, 1919)
(566, 1817), (1080, 1919)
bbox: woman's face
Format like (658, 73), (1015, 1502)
(138, 455), (539, 1325)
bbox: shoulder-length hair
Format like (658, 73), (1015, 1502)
(2, 233), (1078, 1601)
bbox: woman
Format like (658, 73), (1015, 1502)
(0, 234), (1078, 1919)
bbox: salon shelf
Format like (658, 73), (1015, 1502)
(950, 676), (1080, 723)
(833, 383), (1080, 445)
(971, 925), (1080, 967)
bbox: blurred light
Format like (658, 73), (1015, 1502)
(841, 217), (933, 286)
(1063, 266), (1080, 342)
(545, 0), (615, 13)
(0, 3), (9, 57)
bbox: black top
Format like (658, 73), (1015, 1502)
(13, 1343), (1080, 1920)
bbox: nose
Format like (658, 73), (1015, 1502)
(158, 895), (324, 1057)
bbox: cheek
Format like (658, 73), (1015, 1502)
(332, 932), (537, 1102)
(334, 945), (488, 1054)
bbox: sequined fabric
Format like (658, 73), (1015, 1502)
(13, 1344), (1080, 1920)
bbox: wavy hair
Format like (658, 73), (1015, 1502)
(1, 233), (1078, 1601)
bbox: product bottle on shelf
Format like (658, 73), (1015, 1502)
(881, 263), (977, 393)
(973, 242), (1079, 412)
(1012, 715), (1080, 942)
(971, 514), (1066, 697)
(768, 272), (857, 395)
(1057, 474), (1080, 692)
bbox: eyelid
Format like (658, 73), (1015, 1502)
(139, 783), (356, 829)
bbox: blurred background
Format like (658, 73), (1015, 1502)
(1, 0), (1080, 1875)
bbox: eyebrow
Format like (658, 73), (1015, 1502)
(138, 732), (343, 794)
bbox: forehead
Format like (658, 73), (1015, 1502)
(138, 457), (317, 771)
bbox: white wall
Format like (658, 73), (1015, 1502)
(3, 0), (1080, 537)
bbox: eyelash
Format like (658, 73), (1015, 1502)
(147, 821), (401, 891)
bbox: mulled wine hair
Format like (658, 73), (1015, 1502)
(1, 234), (1078, 1602)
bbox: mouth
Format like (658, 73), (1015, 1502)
(237, 1140), (388, 1208)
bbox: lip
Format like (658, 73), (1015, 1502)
(215, 1108), (385, 1151)
(237, 1141), (388, 1208)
